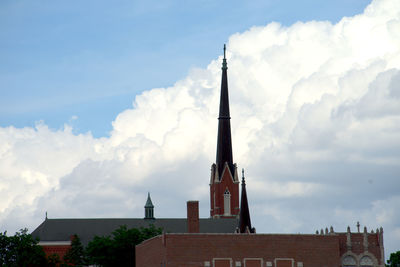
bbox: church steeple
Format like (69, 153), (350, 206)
(238, 169), (255, 233)
(210, 45), (239, 218)
(216, 44), (234, 177)
(144, 192), (154, 219)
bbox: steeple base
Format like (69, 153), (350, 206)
(210, 163), (239, 218)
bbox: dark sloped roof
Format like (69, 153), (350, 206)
(31, 217), (238, 246)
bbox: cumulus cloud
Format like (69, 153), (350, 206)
(0, 0), (399, 256)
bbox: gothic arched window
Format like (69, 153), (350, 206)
(342, 255), (356, 267)
(224, 189), (231, 216)
(360, 256), (374, 267)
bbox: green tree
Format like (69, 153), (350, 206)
(86, 224), (162, 267)
(139, 224), (163, 241)
(85, 235), (115, 267)
(0, 228), (48, 267)
(112, 226), (140, 266)
(47, 253), (61, 267)
(63, 234), (86, 266)
(387, 251), (400, 267)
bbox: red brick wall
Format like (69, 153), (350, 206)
(350, 233), (365, 254)
(136, 235), (167, 267)
(42, 245), (70, 260)
(210, 164), (239, 218)
(214, 259), (231, 267)
(136, 234), (343, 267)
(276, 259), (292, 267)
(245, 259), (262, 267)
(367, 232), (383, 262)
(137, 233), (384, 267)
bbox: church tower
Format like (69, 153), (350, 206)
(210, 45), (240, 218)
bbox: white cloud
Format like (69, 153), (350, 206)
(1, 0), (399, 257)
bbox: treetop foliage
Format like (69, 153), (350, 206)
(0, 225), (162, 267)
(0, 228), (47, 267)
(86, 224), (162, 267)
(387, 251), (400, 267)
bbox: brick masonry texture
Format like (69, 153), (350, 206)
(41, 245), (70, 259)
(136, 232), (384, 267)
(210, 165), (239, 218)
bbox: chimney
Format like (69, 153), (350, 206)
(187, 201), (199, 233)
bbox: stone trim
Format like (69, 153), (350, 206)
(39, 241), (71, 246)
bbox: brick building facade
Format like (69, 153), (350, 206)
(136, 229), (384, 267)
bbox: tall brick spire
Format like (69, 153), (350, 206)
(216, 44), (234, 177)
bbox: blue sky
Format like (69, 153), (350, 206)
(0, 0), (370, 137)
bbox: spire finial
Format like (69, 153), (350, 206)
(222, 44), (227, 70)
(224, 44), (226, 59)
(242, 168), (245, 183)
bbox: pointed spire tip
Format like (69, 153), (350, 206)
(223, 44), (226, 59)
(222, 44), (227, 70)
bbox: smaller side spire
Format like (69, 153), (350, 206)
(238, 169), (255, 233)
(144, 192), (155, 219)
